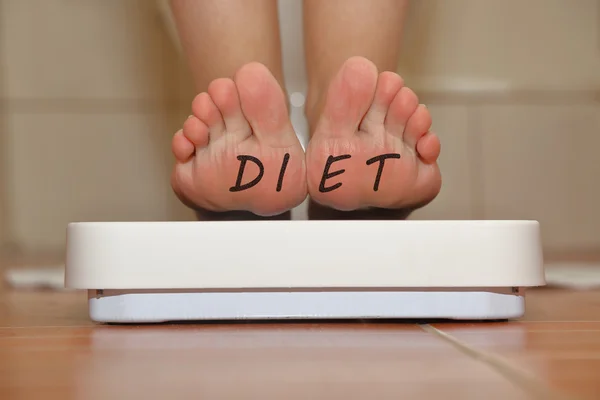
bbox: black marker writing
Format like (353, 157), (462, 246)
(276, 153), (290, 192)
(319, 154), (351, 193)
(366, 153), (401, 191)
(229, 155), (264, 192)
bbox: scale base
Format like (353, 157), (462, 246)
(65, 220), (545, 324)
(89, 288), (525, 323)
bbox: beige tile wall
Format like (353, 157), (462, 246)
(0, 0), (195, 253)
(400, 0), (600, 91)
(0, 0), (598, 255)
(408, 105), (475, 220)
(402, 0), (600, 253)
(479, 104), (600, 250)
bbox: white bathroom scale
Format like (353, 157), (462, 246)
(64, 220), (546, 323)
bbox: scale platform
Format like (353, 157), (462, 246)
(64, 220), (545, 323)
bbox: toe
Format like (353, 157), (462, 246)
(208, 78), (251, 137)
(192, 92), (226, 138)
(316, 56), (378, 138)
(384, 86), (419, 136)
(416, 131), (441, 163)
(234, 62), (295, 146)
(360, 71), (404, 133)
(183, 115), (209, 148)
(172, 129), (195, 162)
(404, 104), (432, 148)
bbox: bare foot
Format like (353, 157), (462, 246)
(305, 56), (442, 212)
(171, 62), (307, 217)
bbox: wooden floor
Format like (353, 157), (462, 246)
(1, 286), (599, 399)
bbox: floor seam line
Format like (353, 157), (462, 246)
(419, 324), (577, 400)
(0, 325), (95, 329)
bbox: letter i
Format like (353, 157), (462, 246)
(276, 153), (290, 192)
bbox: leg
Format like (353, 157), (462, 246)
(169, 0), (307, 220)
(303, 0), (442, 219)
(170, 0), (286, 91)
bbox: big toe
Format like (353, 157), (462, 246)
(234, 62), (295, 146)
(316, 56), (379, 137)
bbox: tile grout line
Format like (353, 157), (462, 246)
(0, 0), (13, 254)
(419, 324), (578, 400)
(0, 0), (5, 246)
(517, 320), (600, 323)
(448, 329), (600, 333)
(0, 88), (597, 114)
(468, 106), (485, 219)
(0, 325), (96, 330)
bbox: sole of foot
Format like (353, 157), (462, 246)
(171, 62), (307, 217)
(305, 56), (442, 212)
